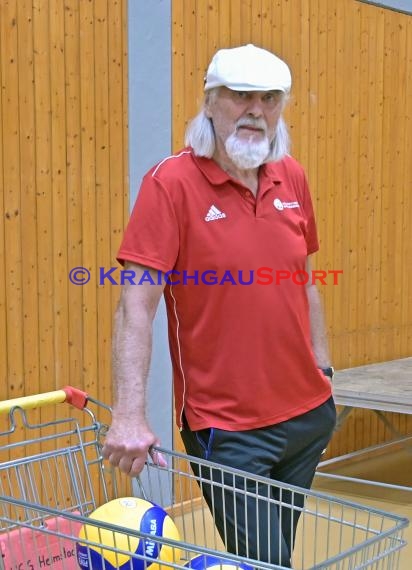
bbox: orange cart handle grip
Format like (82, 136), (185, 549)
(0, 386), (88, 415)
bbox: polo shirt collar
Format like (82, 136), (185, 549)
(191, 152), (232, 186)
(191, 149), (283, 191)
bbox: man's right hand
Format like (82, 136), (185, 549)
(101, 417), (167, 477)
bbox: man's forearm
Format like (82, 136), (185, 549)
(306, 283), (331, 368)
(111, 298), (153, 421)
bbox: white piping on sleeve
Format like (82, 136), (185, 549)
(151, 149), (192, 426)
(152, 150), (192, 178)
(169, 284), (187, 430)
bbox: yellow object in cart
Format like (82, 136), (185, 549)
(76, 497), (181, 570)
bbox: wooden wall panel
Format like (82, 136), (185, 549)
(172, 0), (412, 458)
(0, 0), (128, 433)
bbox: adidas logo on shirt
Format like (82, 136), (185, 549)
(205, 205), (227, 222)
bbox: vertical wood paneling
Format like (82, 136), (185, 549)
(172, 0), (412, 458)
(0, 0), (128, 454)
(65, 0), (83, 391)
(387, 11), (406, 357)
(401, 22), (412, 357)
(2, 0), (24, 399)
(329, 0), (344, 366)
(195, 1), (208, 110)
(206, 0), (220, 53)
(18, 0), (39, 404)
(361, 7), (384, 365)
(218, 0), (231, 47)
(348, 1), (361, 366)
(0, 4), (6, 398)
(260, 1), (272, 50)
(33, 0), (55, 425)
(324, 0), (337, 301)
(50, 0), (69, 406)
(313, 0), (328, 260)
(239, 0), (252, 41)
(228, 0), (241, 45)
(297, 0), (310, 171)
(172, 0), (185, 151)
(95, 0), (111, 403)
(307, 0), (319, 224)
(379, 11), (395, 359)
(79, 0), (97, 398)
(183, 0), (196, 120)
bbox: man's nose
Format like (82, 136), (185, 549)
(245, 96), (264, 117)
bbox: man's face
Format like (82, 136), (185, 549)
(205, 87), (285, 168)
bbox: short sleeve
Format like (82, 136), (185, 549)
(117, 173), (179, 272)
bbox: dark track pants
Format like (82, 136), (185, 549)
(180, 396), (336, 568)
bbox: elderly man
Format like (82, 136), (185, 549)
(102, 44), (336, 567)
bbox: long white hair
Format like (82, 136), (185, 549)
(185, 90), (290, 163)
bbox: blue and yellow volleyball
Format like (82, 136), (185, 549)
(185, 555), (253, 570)
(76, 497), (181, 570)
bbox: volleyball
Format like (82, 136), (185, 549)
(185, 554), (253, 570)
(76, 497), (181, 570)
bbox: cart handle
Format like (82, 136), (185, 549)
(0, 386), (88, 415)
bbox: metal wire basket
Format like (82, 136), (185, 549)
(0, 387), (408, 570)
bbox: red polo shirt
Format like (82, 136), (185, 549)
(118, 148), (332, 431)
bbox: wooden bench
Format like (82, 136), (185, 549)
(333, 357), (412, 414)
(317, 357), (412, 491)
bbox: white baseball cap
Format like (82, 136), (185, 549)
(204, 44), (292, 93)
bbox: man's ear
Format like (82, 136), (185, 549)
(204, 91), (214, 118)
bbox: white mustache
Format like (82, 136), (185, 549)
(236, 118), (267, 133)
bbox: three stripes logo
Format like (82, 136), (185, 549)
(205, 204), (227, 222)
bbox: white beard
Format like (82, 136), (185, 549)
(225, 131), (270, 169)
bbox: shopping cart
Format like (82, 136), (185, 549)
(0, 387), (408, 570)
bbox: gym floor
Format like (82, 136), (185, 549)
(314, 447), (412, 570)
